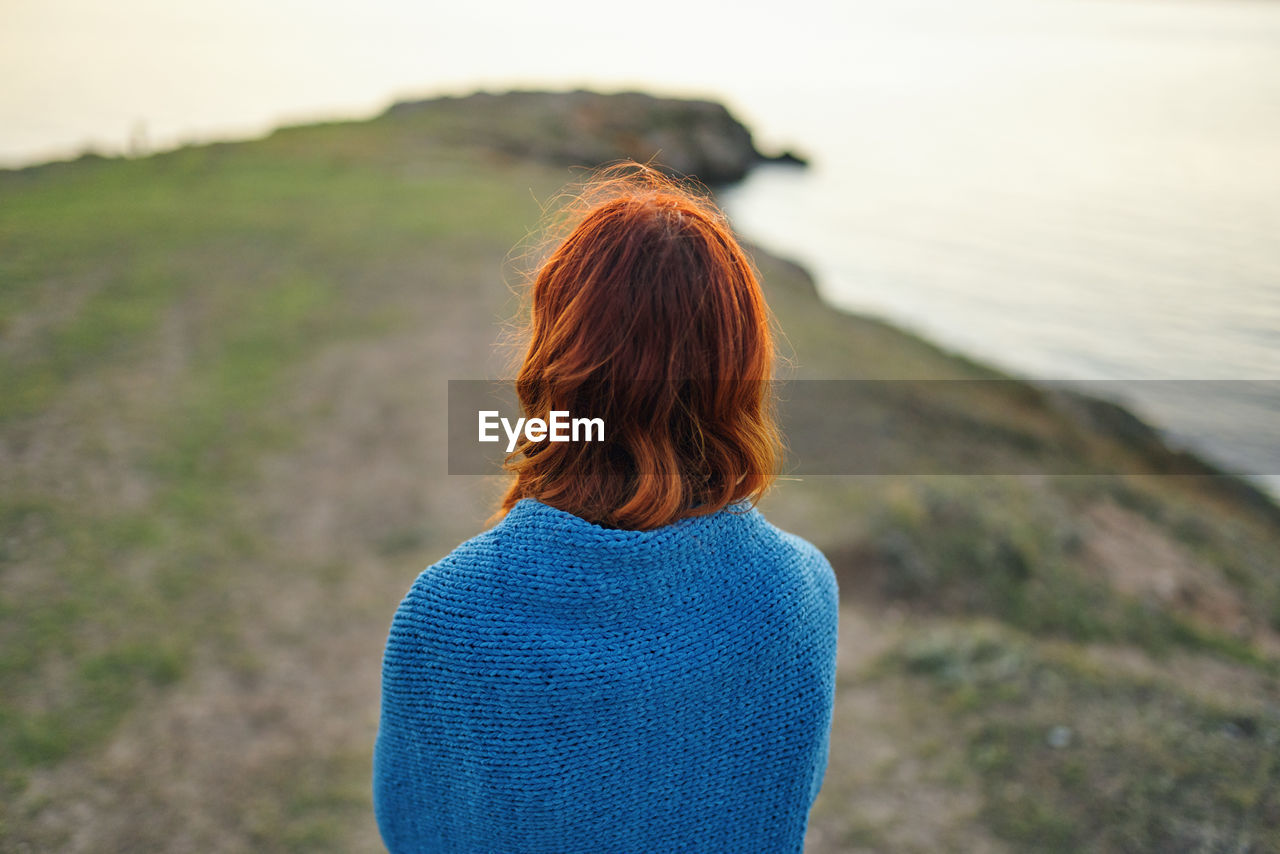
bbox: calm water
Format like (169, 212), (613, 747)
(718, 0), (1280, 488)
(4, 0), (1278, 486)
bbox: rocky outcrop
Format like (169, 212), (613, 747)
(382, 89), (803, 185)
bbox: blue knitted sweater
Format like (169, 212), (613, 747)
(373, 498), (838, 853)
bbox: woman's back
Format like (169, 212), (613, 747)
(373, 498), (838, 853)
(374, 165), (839, 851)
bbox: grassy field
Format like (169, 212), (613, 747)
(2, 98), (1278, 852)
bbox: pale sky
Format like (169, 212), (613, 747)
(10, 0), (1264, 165)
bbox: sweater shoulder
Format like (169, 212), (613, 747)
(388, 502), (836, 636)
(747, 512), (837, 587)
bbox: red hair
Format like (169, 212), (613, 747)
(497, 164), (780, 530)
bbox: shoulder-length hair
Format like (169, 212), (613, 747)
(497, 163), (780, 530)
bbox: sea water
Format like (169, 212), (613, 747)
(719, 0), (1280, 491)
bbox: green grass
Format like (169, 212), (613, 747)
(0, 261), (355, 789)
(884, 623), (1280, 852)
(245, 751), (374, 854)
(8, 642), (185, 767)
(850, 477), (1278, 667)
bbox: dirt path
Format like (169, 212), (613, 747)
(804, 604), (1010, 854)
(9, 272), (508, 851)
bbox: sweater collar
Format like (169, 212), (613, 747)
(498, 497), (762, 560)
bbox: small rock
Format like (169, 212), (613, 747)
(1047, 725), (1073, 749)
(1225, 715), (1258, 738)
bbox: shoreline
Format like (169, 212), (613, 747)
(742, 240), (1280, 521)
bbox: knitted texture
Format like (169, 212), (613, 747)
(373, 498), (839, 853)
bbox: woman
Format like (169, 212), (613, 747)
(373, 165), (838, 853)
